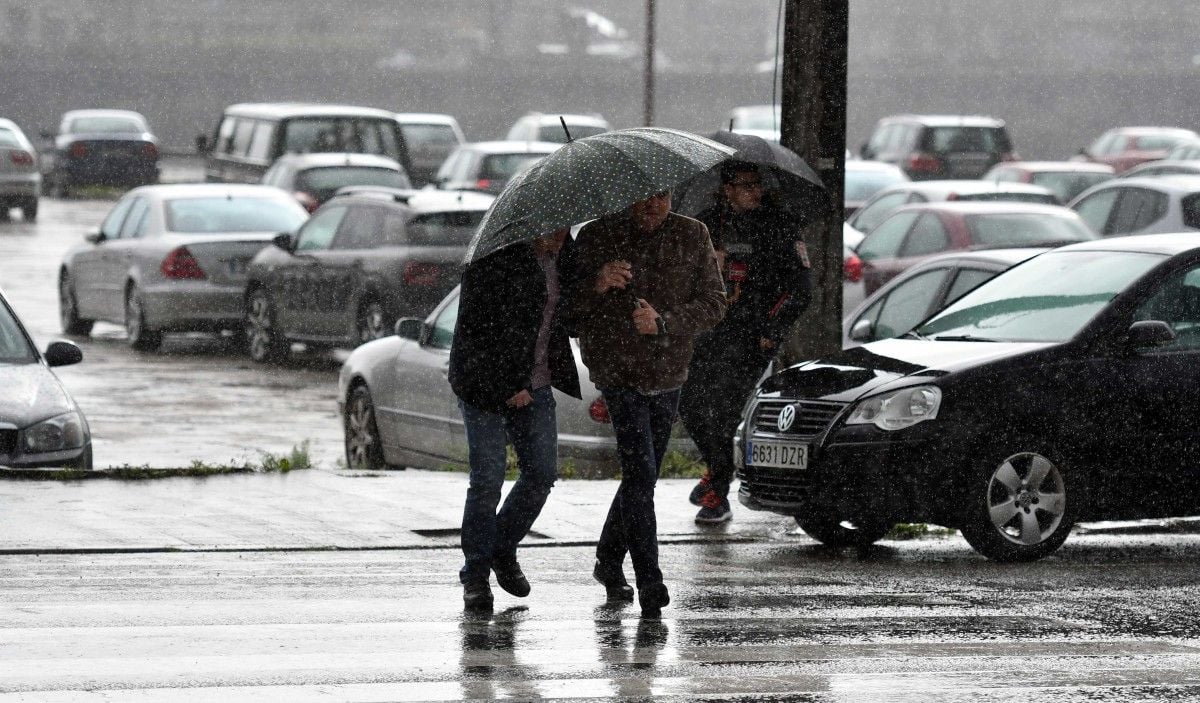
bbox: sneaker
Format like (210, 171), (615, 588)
(592, 559), (635, 601)
(493, 556), (530, 598)
(688, 469), (713, 506)
(638, 582), (670, 618)
(463, 579), (494, 612)
(695, 490), (732, 524)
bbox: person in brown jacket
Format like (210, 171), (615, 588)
(571, 189), (727, 617)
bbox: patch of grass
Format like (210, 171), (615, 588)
(658, 450), (707, 479)
(0, 443), (315, 481)
(258, 441), (312, 473)
(884, 523), (958, 540)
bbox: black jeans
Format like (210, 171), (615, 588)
(596, 387), (680, 589)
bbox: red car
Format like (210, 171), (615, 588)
(855, 201), (1096, 295)
(1077, 127), (1199, 174)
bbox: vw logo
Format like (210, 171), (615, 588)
(777, 404), (797, 433)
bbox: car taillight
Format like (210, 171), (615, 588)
(945, 192), (959, 201)
(589, 397), (611, 424)
(294, 191), (319, 213)
(69, 142), (89, 159)
(403, 261), (439, 286)
(843, 252), (863, 283)
(475, 178), (492, 190)
(161, 246), (206, 279)
(9, 151), (33, 166)
(907, 152), (941, 173)
(142, 142), (158, 159)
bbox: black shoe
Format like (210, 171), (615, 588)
(493, 557), (531, 598)
(695, 491), (732, 524)
(688, 470), (713, 506)
(593, 559), (634, 601)
(463, 580), (493, 612)
(639, 582), (670, 618)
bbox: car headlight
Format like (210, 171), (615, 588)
(22, 411), (86, 453)
(845, 386), (941, 431)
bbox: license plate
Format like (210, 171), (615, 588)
(746, 440), (808, 469)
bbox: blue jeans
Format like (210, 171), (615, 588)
(459, 386), (558, 584)
(596, 387), (680, 589)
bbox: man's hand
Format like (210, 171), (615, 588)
(632, 299), (660, 335)
(594, 260), (633, 294)
(505, 389), (533, 408)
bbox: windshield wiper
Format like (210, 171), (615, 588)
(930, 334), (999, 342)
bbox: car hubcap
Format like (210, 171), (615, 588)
(986, 452), (1066, 546)
(360, 304), (385, 343)
(346, 394), (375, 469)
(247, 295), (273, 358)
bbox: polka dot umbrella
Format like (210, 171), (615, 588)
(465, 126), (736, 263)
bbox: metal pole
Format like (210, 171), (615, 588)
(643, 0), (656, 126)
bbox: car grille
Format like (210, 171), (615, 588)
(750, 399), (846, 439)
(739, 464), (814, 504)
(0, 429), (15, 457)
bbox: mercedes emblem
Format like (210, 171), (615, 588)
(776, 404), (797, 433)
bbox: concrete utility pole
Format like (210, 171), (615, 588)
(779, 0), (849, 362)
(643, 0), (656, 126)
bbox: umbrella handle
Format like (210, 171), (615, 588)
(559, 116), (573, 143)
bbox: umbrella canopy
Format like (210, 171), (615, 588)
(465, 127), (736, 263)
(673, 130), (831, 222)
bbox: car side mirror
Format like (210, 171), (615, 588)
(849, 318), (874, 342)
(272, 232), (295, 252)
(84, 229), (105, 244)
(394, 317), (425, 341)
(195, 134), (210, 155)
(44, 340), (83, 367)
(1127, 320), (1175, 349)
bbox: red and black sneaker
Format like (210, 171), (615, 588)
(688, 469), (713, 506)
(695, 489), (732, 524)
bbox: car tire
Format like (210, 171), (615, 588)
(958, 448), (1075, 562)
(795, 513), (892, 548)
(344, 384), (386, 471)
(245, 288), (289, 363)
(58, 272), (93, 336)
(124, 285), (162, 351)
(20, 198), (37, 222)
(356, 299), (391, 346)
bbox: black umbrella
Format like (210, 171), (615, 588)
(465, 127), (736, 263)
(672, 130), (831, 221)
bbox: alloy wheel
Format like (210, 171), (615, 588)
(986, 452), (1066, 546)
(345, 387), (384, 471)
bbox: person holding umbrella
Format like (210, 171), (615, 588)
(679, 153), (822, 524)
(449, 227), (580, 612)
(571, 190), (727, 617)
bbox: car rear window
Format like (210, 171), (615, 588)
(0, 129), (20, 148)
(407, 210), (486, 246)
(166, 197), (308, 233)
(480, 153), (547, 180)
(281, 118), (401, 161)
(967, 213), (1095, 248)
(923, 127), (1011, 154)
(1135, 135), (1186, 151)
(399, 124), (459, 146)
(68, 116), (145, 134)
(1030, 172), (1113, 203)
(537, 124), (606, 143)
(1182, 194), (1200, 230)
(0, 299), (36, 363)
(296, 167), (412, 200)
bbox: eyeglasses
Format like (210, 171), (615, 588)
(729, 180), (763, 190)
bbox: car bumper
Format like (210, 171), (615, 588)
(0, 173), (41, 198)
(60, 159), (158, 185)
(0, 442), (91, 470)
(142, 283), (246, 331)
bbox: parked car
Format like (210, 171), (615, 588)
(983, 160), (1115, 204)
(0, 285), (91, 470)
(1069, 175), (1200, 237)
(394, 113), (466, 187)
(432, 141), (560, 195)
(0, 118), (41, 221)
(505, 112), (609, 143)
(1118, 160), (1200, 179)
(42, 109), (159, 195)
(842, 223), (867, 313)
(243, 188), (492, 363)
(726, 104), (781, 143)
(859, 114), (1016, 180)
(735, 232), (1200, 561)
(856, 201), (1095, 295)
(843, 247), (1047, 347)
(199, 103), (412, 185)
(843, 160), (908, 219)
(1164, 139), (1200, 162)
(58, 184), (309, 350)
(338, 285), (692, 476)
(847, 180), (1059, 235)
(261, 153), (412, 213)
(1076, 127), (1199, 174)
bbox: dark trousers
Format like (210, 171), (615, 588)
(596, 387), (680, 590)
(678, 338), (772, 498)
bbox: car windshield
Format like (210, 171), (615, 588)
(68, 116), (145, 133)
(968, 213), (1095, 247)
(844, 168), (907, 201)
(480, 153), (546, 180)
(407, 210), (486, 246)
(537, 123), (607, 143)
(281, 117), (401, 160)
(400, 124), (459, 146)
(296, 167), (411, 199)
(0, 128), (21, 148)
(0, 299), (36, 363)
(915, 250), (1164, 343)
(165, 197), (308, 233)
(925, 126), (1010, 153)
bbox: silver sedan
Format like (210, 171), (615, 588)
(58, 183), (309, 350)
(338, 286), (694, 477)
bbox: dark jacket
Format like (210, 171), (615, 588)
(448, 239), (581, 414)
(571, 211), (727, 392)
(696, 201), (813, 346)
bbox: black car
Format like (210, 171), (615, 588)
(43, 109), (159, 194)
(735, 233), (1200, 561)
(0, 286), (91, 470)
(860, 114), (1016, 181)
(243, 187), (494, 363)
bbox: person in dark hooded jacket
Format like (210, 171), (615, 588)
(448, 228), (580, 611)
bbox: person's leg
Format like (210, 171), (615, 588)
(705, 354), (771, 499)
(493, 386), (558, 561)
(602, 389), (663, 590)
(458, 399), (509, 589)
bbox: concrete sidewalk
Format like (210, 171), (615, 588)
(0, 467), (789, 554)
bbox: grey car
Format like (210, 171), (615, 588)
(394, 113), (466, 187)
(1069, 175), (1200, 237)
(42, 109), (159, 194)
(58, 184), (309, 350)
(433, 141), (561, 195)
(0, 118), (40, 221)
(261, 152), (412, 213)
(338, 286), (693, 477)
